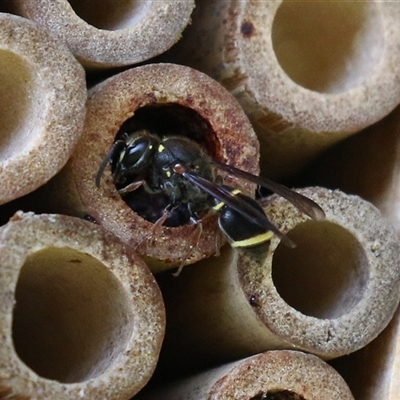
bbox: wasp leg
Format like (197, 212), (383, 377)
(197, 209), (221, 257)
(172, 217), (203, 277)
(139, 203), (182, 247)
(131, 205), (173, 254)
(152, 206), (173, 232)
(118, 180), (144, 196)
(213, 225), (221, 258)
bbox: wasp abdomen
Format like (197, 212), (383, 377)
(215, 189), (273, 249)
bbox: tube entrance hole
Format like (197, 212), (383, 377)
(118, 103), (217, 156)
(110, 103), (217, 227)
(0, 50), (42, 161)
(272, 220), (369, 319)
(69, 0), (151, 30)
(252, 391), (305, 400)
(12, 247), (134, 383)
(272, 0), (384, 93)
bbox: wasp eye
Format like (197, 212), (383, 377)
(113, 135), (157, 181)
(124, 140), (148, 166)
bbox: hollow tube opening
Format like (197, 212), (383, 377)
(272, 220), (369, 319)
(0, 50), (43, 161)
(118, 103), (217, 155)
(12, 247), (134, 383)
(271, 0), (384, 93)
(252, 391), (305, 400)
(106, 103), (218, 227)
(69, 0), (152, 30)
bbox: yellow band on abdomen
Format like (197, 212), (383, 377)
(231, 230), (274, 248)
(213, 189), (242, 211)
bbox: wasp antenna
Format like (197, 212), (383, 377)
(95, 140), (125, 187)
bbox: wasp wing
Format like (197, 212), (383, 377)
(182, 171), (296, 248)
(214, 161), (325, 221)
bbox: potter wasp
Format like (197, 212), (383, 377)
(96, 130), (325, 255)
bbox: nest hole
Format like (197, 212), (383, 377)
(118, 103), (217, 155)
(0, 50), (43, 161)
(12, 247), (134, 383)
(272, 0), (384, 93)
(113, 103), (218, 227)
(272, 220), (369, 319)
(252, 391), (305, 400)
(69, 0), (152, 30)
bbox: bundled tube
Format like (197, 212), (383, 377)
(296, 108), (400, 400)
(300, 105), (400, 238)
(332, 305), (400, 400)
(137, 350), (354, 400)
(15, 0), (195, 69)
(156, 187), (400, 375)
(0, 212), (165, 400)
(0, 13), (86, 205)
(45, 63), (259, 271)
(164, 0), (400, 178)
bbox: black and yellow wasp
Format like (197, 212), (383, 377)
(96, 129), (325, 253)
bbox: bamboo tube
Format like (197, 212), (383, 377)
(0, 13), (86, 205)
(14, 0), (195, 69)
(292, 106), (400, 400)
(163, 0), (400, 178)
(44, 63), (259, 272)
(331, 304), (400, 400)
(156, 187), (400, 376)
(297, 104), (400, 238)
(0, 212), (165, 400)
(138, 351), (355, 400)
